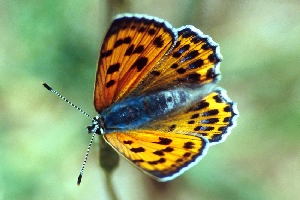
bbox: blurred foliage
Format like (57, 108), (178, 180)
(1, 0), (300, 199)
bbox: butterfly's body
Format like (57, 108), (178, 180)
(101, 88), (192, 131)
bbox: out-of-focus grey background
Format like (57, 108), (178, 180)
(1, 0), (300, 199)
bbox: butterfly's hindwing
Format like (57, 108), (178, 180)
(147, 88), (238, 144)
(103, 131), (208, 181)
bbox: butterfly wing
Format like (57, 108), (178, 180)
(94, 14), (176, 112)
(147, 88), (239, 144)
(103, 88), (238, 181)
(133, 25), (222, 96)
(103, 131), (208, 181)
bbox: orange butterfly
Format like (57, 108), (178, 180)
(44, 13), (238, 184)
(90, 14), (238, 181)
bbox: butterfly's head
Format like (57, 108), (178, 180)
(87, 115), (105, 135)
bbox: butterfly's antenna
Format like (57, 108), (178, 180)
(77, 128), (103, 185)
(42, 82), (93, 120)
(77, 131), (96, 185)
(42, 82), (99, 185)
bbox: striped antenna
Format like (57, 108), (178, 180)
(77, 131), (96, 185)
(42, 82), (93, 120)
(42, 82), (97, 185)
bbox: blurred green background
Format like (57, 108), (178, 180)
(1, 0), (300, 199)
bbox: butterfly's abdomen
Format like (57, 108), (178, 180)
(101, 89), (191, 131)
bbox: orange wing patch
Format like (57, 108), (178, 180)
(103, 130), (208, 181)
(134, 26), (222, 95)
(94, 15), (176, 112)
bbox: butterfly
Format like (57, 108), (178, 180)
(83, 13), (239, 182)
(44, 13), (238, 184)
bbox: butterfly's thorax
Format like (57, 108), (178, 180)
(100, 89), (193, 132)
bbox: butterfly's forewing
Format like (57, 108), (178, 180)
(94, 14), (176, 112)
(103, 131), (208, 181)
(133, 25), (222, 96)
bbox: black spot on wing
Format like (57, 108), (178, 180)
(190, 113), (199, 119)
(130, 147), (145, 153)
(153, 137), (172, 145)
(124, 37), (131, 44)
(193, 101), (209, 111)
(206, 68), (218, 79)
(183, 152), (191, 157)
(201, 118), (219, 124)
(176, 68), (186, 74)
(133, 45), (144, 54)
(150, 71), (161, 76)
(153, 35), (164, 48)
(130, 57), (148, 71)
(114, 39), (123, 48)
(180, 50), (199, 62)
(113, 37), (132, 48)
(194, 126), (214, 131)
(188, 59), (204, 69)
(223, 117), (230, 122)
(138, 26), (146, 32)
(173, 44), (190, 58)
(224, 105), (231, 112)
(202, 109), (219, 116)
(162, 147), (174, 152)
(208, 53), (219, 62)
(187, 73), (200, 82)
(125, 44), (145, 56)
(153, 150), (164, 156)
(107, 63), (120, 74)
(123, 140), (133, 144)
(172, 51), (181, 58)
(201, 43), (210, 50)
(170, 63), (178, 69)
(213, 94), (223, 103)
(148, 28), (156, 35)
(101, 49), (113, 58)
(183, 141), (194, 149)
(106, 80), (115, 88)
(218, 127), (225, 131)
(125, 45), (134, 56)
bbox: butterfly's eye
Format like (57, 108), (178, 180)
(87, 123), (98, 134)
